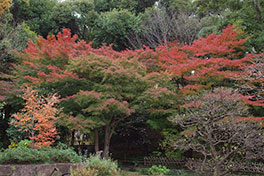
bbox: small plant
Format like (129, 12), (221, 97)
(70, 167), (98, 176)
(16, 140), (32, 148)
(133, 160), (139, 168)
(84, 155), (121, 176)
(55, 142), (69, 150)
(8, 142), (16, 149)
(8, 140), (32, 149)
(140, 165), (170, 175)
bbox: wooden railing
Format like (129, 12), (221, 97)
(143, 157), (186, 168)
(144, 157), (264, 174)
(230, 161), (264, 173)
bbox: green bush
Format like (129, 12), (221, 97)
(16, 139), (32, 148)
(85, 155), (121, 176)
(0, 143), (82, 164)
(70, 167), (98, 176)
(140, 165), (170, 175)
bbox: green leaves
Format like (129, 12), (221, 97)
(93, 9), (141, 50)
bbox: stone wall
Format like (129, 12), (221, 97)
(0, 163), (83, 176)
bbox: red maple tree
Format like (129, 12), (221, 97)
(158, 25), (261, 104)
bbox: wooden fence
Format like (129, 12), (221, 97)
(143, 157), (186, 168)
(230, 161), (264, 174)
(144, 157), (264, 174)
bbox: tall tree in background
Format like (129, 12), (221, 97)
(11, 0), (56, 37)
(93, 0), (156, 13)
(193, 0), (264, 52)
(50, 0), (98, 42)
(128, 6), (204, 49)
(93, 9), (141, 50)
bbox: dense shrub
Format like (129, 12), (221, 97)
(140, 165), (170, 175)
(0, 141), (82, 164)
(70, 167), (98, 176)
(84, 155), (121, 176)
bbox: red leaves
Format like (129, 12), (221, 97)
(24, 29), (84, 60)
(157, 25), (264, 108)
(182, 25), (246, 58)
(159, 25), (249, 81)
(14, 25), (262, 125)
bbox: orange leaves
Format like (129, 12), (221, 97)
(0, 0), (12, 15)
(11, 85), (60, 148)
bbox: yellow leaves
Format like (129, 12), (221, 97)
(8, 142), (16, 148)
(0, 0), (12, 15)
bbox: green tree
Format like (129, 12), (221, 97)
(193, 0), (264, 52)
(11, 0), (56, 37)
(159, 0), (195, 14)
(93, 0), (156, 13)
(50, 0), (98, 42)
(92, 9), (141, 50)
(0, 11), (36, 99)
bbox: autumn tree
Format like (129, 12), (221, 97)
(11, 85), (60, 147)
(159, 25), (255, 97)
(169, 88), (264, 176)
(230, 55), (264, 107)
(62, 53), (177, 157)
(12, 28), (177, 156)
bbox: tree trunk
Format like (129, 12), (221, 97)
(94, 128), (99, 153)
(71, 130), (75, 146)
(0, 105), (11, 148)
(31, 116), (35, 146)
(254, 0), (263, 24)
(102, 125), (112, 158)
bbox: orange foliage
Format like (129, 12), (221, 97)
(0, 0), (12, 15)
(11, 85), (60, 148)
